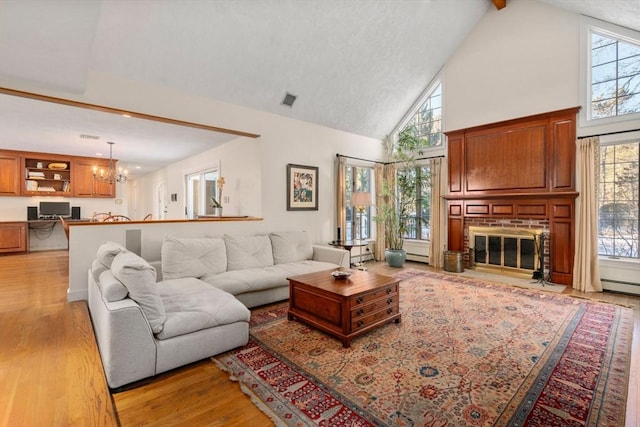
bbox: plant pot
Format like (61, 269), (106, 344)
(385, 248), (407, 267)
(211, 207), (223, 217)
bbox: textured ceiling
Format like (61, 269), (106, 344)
(0, 0), (638, 174)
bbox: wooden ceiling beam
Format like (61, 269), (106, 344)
(492, 0), (506, 10)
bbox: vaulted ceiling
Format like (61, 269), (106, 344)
(0, 0), (638, 173)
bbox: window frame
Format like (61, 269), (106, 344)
(185, 167), (221, 219)
(396, 164), (431, 242)
(580, 16), (640, 129)
(392, 76), (445, 159)
(345, 164), (374, 242)
(597, 135), (640, 260)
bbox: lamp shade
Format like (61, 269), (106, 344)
(351, 192), (372, 208)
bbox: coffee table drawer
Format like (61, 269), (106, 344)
(351, 295), (398, 319)
(351, 305), (399, 331)
(349, 283), (398, 308)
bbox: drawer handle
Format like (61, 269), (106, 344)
(357, 308), (364, 316)
(387, 308), (393, 315)
(387, 298), (393, 305)
(356, 297), (363, 304)
(357, 320), (364, 327)
(386, 288), (392, 294)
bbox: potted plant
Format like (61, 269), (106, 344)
(376, 131), (430, 267)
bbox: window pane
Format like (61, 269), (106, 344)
(345, 165), (373, 241)
(592, 42), (617, 66)
(598, 142), (640, 259)
(619, 55), (640, 78)
(619, 40), (640, 60)
(592, 98), (616, 118)
(592, 79), (617, 100)
(593, 61), (617, 83)
(590, 30), (640, 121)
(399, 82), (442, 148)
(592, 32), (614, 49)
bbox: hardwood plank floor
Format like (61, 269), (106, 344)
(0, 251), (117, 426)
(1, 251), (638, 426)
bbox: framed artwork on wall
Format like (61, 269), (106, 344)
(287, 163), (318, 211)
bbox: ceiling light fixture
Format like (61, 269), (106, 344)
(93, 141), (128, 184)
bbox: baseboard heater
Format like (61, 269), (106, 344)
(601, 278), (640, 295)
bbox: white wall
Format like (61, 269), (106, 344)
(444, 0), (579, 132)
(41, 69), (382, 300)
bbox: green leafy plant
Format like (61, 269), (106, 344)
(376, 129), (430, 251)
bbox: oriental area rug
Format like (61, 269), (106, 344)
(213, 271), (634, 427)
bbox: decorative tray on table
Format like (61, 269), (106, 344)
(331, 270), (353, 280)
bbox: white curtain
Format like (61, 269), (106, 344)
(573, 137), (602, 292)
(374, 163), (385, 262)
(429, 157), (443, 268)
(335, 156), (346, 242)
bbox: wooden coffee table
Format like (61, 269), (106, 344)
(287, 268), (401, 347)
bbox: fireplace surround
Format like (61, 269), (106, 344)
(444, 107), (580, 285)
(468, 225), (545, 277)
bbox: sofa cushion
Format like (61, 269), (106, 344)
(98, 270), (129, 302)
(155, 277), (250, 340)
(201, 260), (338, 296)
(96, 241), (127, 269)
(269, 231), (313, 264)
(224, 234), (274, 271)
(161, 236), (227, 280)
(111, 251), (166, 334)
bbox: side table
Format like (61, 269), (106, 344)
(328, 240), (368, 267)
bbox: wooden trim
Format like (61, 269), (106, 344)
(492, 0), (506, 10)
(444, 107), (580, 136)
(0, 86), (261, 139)
(443, 192), (579, 200)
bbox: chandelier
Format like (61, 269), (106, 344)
(93, 141), (128, 184)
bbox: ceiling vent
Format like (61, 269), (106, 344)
(281, 92), (297, 108)
(80, 134), (100, 140)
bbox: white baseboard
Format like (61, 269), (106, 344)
(67, 288), (88, 302)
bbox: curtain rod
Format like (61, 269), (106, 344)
(336, 153), (445, 165)
(577, 128), (640, 139)
(336, 153), (381, 164)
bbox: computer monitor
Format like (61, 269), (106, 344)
(39, 201), (70, 218)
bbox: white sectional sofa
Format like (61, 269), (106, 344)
(87, 231), (349, 388)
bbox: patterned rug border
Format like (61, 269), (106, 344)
(214, 270), (635, 426)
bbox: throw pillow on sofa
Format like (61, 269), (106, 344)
(269, 231), (313, 264)
(224, 234), (274, 271)
(111, 251), (166, 334)
(96, 241), (128, 269)
(161, 236), (227, 280)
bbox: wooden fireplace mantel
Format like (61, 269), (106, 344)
(444, 107), (580, 285)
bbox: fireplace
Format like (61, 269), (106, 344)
(469, 226), (543, 277)
(444, 107), (580, 285)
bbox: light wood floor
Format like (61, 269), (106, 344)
(0, 251), (638, 426)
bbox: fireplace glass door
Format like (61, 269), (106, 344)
(472, 229), (540, 275)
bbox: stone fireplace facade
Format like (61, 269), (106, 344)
(444, 107), (580, 285)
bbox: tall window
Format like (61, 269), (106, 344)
(345, 165), (372, 241)
(397, 165), (431, 241)
(400, 82), (442, 148)
(598, 142), (639, 258)
(392, 81), (441, 243)
(185, 169), (220, 219)
(588, 28), (640, 121)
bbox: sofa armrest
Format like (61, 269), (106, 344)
(312, 245), (350, 268)
(88, 270), (157, 388)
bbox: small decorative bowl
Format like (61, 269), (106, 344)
(331, 270), (353, 280)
